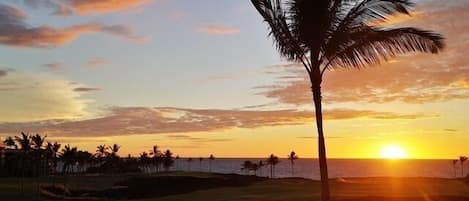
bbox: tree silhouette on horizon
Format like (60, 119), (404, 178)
(288, 151), (299, 176)
(267, 154), (280, 178)
(460, 156), (468, 177)
(251, 1), (444, 200)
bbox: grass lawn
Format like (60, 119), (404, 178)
(0, 173), (468, 201)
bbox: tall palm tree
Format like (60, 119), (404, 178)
(31, 134), (46, 177)
(163, 149), (174, 172)
(460, 156), (468, 177)
(288, 151), (299, 176)
(209, 154), (215, 172)
(60, 144), (77, 198)
(3, 136), (17, 149)
(47, 142), (61, 185)
(15, 132), (31, 196)
(199, 157), (204, 171)
(266, 154), (280, 178)
(139, 152), (150, 173)
(251, 1), (444, 200)
(452, 159), (459, 178)
(150, 145), (162, 172)
(187, 157), (193, 171)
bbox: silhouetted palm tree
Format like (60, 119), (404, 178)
(163, 150), (174, 172)
(460, 156), (468, 177)
(15, 132), (31, 151)
(150, 145), (162, 172)
(46, 142), (61, 185)
(187, 158), (193, 171)
(288, 151), (299, 176)
(95, 144), (108, 159)
(266, 154), (279, 178)
(15, 132), (31, 196)
(209, 154), (215, 172)
(108, 144), (120, 158)
(251, 1), (444, 200)
(199, 157), (204, 170)
(3, 136), (16, 149)
(452, 159), (459, 178)
(139, 152), (150, 173)
(60, 144), (77, 198)
(31, 134), (46, 177)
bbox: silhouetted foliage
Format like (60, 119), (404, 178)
(288, 151), (299, 176)
(267, 154), (280, 178)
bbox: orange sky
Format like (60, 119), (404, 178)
(0, 0), (467, 159)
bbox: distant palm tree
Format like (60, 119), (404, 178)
(3, 136), (17, 149)
(31, 134), (46, 177)
(251, 1), (444, 200)
(209, 154), (215, 172)
(163, 150), (174, 172)
(46, 142), (61, 185)
(460, 156), (468, 177)
(108, 144), (121, 158)
(60, 144), (77, 174)
(15, 132), (31, 151)
(15, 132), (31, 196)
(288, 151), (299, 176)
(266, 154), (280, 178)
(150, 145), (162, 172)
(60, 144), (77, 198)
(51, 142), (61, 175)
(199, 157), (204, 170)
(452, 160), (459, 178)
(95, 144), (108, 159)
(187, 158), (193, 171)
(175, 155), (180, 170)
(139, 152), (150, 173)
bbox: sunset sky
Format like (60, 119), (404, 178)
(0, 0), (467, 159)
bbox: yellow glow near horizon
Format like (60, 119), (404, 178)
(380, 145), (408, 159)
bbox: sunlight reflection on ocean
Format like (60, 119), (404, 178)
(170, 159), (467, 180)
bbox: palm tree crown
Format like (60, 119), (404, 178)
(252, 0), (444, 74)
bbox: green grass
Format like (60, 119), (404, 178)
(0, 174), (468, 201)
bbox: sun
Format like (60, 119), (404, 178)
(380, 145), (408, 159)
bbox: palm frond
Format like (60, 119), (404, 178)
(251, 0), (307, 64)
(347, 0), (414, 25)
(325, 27), (444, 69)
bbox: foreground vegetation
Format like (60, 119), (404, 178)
(1, 172), (468, 201)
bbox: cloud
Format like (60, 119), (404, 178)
(0, 4), (147, 48)
(87, 57), (109, 67)
(73, 87), (100, 92)
(0, 71), (90, 122)
(0, 107), (434, 137)
(64, 0), (150, 15)
(165, 134), (232, 143)
(196, 24), (240, 35)
(256, 0), (469, 105)
(12, 0), (151, 16)
(43, 63), (63, 70)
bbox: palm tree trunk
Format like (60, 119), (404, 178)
(462, 163), (465, 177)
(311, 82), (331, 201)
(291, 161), (294, 176)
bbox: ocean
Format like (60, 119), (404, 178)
(170, 158), (468, 180)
